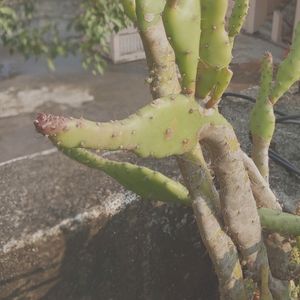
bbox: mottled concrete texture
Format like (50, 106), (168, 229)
(0, 152), (218, 300)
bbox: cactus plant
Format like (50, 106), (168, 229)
(30, 1), (300, 299)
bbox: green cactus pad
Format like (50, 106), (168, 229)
(199, 0), (232, 68)
(196, 60), (219, 99)
(228, 0), (250, 39)
(61, 147), (191, 205)
(250, 53), (275, 140)
(34, 94), (227, 158)
(162, 0), (201, 95)
(270, 22), (300, 104)
(207, 67), (233, 107)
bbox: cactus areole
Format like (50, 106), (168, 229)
(34, 1), (300, 299)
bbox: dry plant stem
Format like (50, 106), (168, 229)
(135, 0), (181, 98)
(178, 147), (247, 300)
(180, 144), (221, 213)
(200, 124), (266, 273)
(243, 153), (296, 280)
(242, 152), (281, 211)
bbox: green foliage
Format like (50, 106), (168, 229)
(0, 0), (129, 73)
(71, 0), (129, 74)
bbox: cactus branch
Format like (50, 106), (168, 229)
(270, 22), (300, 104)
(121, 0), (137, 23)
(242, 152), (281, 211)
(178, 146), (247, 300)
(227, 0), (250, 39)
(250, 52), (275, 182)
(259, 208), (300, 236)
(60, 148), (300, 239)
(162, 0), (201, 95)
(135, 0), (181, 98)
(60, 147), (190, 205)
(200, 124), (268, 277)
(206, 67), (233, 108)
(34, 95), (227, 158)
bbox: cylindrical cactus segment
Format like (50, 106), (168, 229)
(34, 94), (227, 158)
(258, 208), (300, 236)
(196, 61), (219, 99)
(227, 0), (250, 39)
(61, 147), (191, 205)
(250, 53), (275, 181)
(199, 0), (232, 68)
(135, 0), (180, 98)
(162, 0), (201, 95)
(135, 0), (166, 31)
(270, 22), (300, 104)
(121, 0), (137, 23)
(196, 0), (232, 101)
(206, 67), (233, 108)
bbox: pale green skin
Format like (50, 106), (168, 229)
(199, 0), (231, 68)
(62, 147), (190, 205)
(162, 0), (201, 95)
(121, 0), (136, 23)
(228, 0), (250, 39)
(50, 95), (226, 158)
(196, 0), (249, 101)
(271, 23), (300, 104)
(135, 0), (165, 31)
(250, 53), (275, 141)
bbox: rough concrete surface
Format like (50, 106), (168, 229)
(0, 152), (217, 300)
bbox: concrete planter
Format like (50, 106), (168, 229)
(0, 151), (217, 300)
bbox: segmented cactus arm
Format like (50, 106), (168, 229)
(34, 95), (227, 158)
(270, 22), (300, 104)
(227, 0), (250, 39)
(162, 0), (201, 95)
(250, 52), (275, 182)
(61, 147), (191, 205)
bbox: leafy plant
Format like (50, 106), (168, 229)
(4, 0), (299, 298)
(0, 0), (128, 73)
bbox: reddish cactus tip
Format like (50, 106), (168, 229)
(34, 113), (69, 136)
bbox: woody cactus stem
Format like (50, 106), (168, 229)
(270, 22), (300, 104)
(135, 0), (181, 98)
(177, 148), (247, 300)
(250, 52), (274, 182)
(228, 0), (250, 39)
(162, 0), (201, 95)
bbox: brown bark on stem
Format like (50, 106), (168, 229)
(177, 146), (247, 300)
(199, 124), (267, 275)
